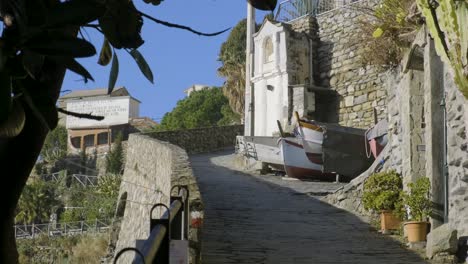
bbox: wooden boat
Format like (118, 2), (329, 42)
(235, 135), (284, 169)
(365, 119), (388, 159)
(294, 112), (324, 164)
(278, 137), (334, 180)
(294, 112), (374, 179)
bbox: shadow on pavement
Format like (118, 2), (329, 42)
(190, 150), (428, 264)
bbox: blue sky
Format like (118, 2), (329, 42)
(62, 0), (269, 122)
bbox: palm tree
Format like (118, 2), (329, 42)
(218, 19), (248, 117)
(15, 180), (59, 225)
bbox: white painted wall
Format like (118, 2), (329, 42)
(66, 96), (138, 129)
(129, 98), (140, 118)
(252, 20), (291, 136)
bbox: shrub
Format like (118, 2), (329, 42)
(402, 177), (432, 222)
(71, 235), (108, 263)
(363, 170), (403, 213)
(41, 125), (68, 163)
(356, 0), (420, 68)
(106, 132), (124, 174)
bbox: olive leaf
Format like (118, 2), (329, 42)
(25, 36), (96, 58)
(108, 50), (119, 94)
(129, 49), (153, 83)
(52, 57), (94, 83)
(143, 0), (163, 6)
(99, 0), (144, 49)
(21, 86), (58, 130)
(373, 27), (384, 38)
(0, 71), (12, 124)
(0, 99), (25, 138)
(22, 50), (45, 80)
(98, 38), (112, 66)
(248, 0), (277, 11)
(46, 0), (105, 27)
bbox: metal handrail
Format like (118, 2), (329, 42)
(114, 185), (190, 264)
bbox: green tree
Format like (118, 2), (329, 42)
(218, 19), (247, 116)
(15, 180), (61, 225)
(106, 132), (124, 174)
(156, 88), (239, 131)
(60, 174), (121, 222)
(40, 125), (68, 163)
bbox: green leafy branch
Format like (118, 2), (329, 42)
(0, 0), (231, 139)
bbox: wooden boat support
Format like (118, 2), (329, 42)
(114, 185), (190, 264)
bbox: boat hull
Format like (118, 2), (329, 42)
(297, 120), (324, 164)
(301, 127), (323, 164)
(236, 136), (284, 167)
(279, 138), (334, 180)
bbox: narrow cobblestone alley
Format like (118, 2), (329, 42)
(191, 151), (427, 264)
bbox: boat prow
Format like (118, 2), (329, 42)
(278, 138), (335, 181)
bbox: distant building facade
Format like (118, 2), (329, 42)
(59, 87), (155, 154)
(183, 85), (211, 97)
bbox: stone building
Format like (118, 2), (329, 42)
(246, 0), (386, 137)
(248, 0), (467, 255)
(384, 29), (468, 237)
(58, 87), (155, 154)
(250, 19), (315, 136)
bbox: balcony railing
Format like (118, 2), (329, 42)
(275, 0), (363, 22)
(14, 219), (111, 239)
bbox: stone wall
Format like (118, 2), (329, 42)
(323, 146), (390, 217)
(113, 134), (204, 263)
(324, 33), (468, 241)
(168, 144), (204, 264)
(314, 0), (387, 128)
(444, 68), (468, 237)
(148, 125), (243, 154)
(113, 134), (172, 262)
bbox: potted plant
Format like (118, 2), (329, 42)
(363, 170), (403, 233)
(402, 177), (432, 242)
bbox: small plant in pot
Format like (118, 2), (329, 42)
(363, 170), (403, 233)
(402, 177), (432, 242)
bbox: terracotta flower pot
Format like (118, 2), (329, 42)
(380, 211), (401, 232)
(404, 221), (428, 242)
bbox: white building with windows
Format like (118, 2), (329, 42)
(59, 87), (147, 153)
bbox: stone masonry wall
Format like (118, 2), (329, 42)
(148, 125), (243, 154)
(114, 134), (172, 262)
(445, 68), (468, 237)
(324, 49), (468, 239)
(113, 134), (204, 263)
(315, 0), (387, 128)
(168, 144), (204, 264)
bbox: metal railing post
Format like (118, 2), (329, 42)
(150, 204), (170, 264)
(183, 188), (190, 240)
(170, 196), (183, 240)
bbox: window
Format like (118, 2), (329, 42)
(71, 137), (81, 149)
(263, 37), (274, 63)
(97, 132), (109, 145)
(83, 134), (95, 148)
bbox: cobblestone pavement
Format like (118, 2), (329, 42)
(190, 151), (427, 264)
